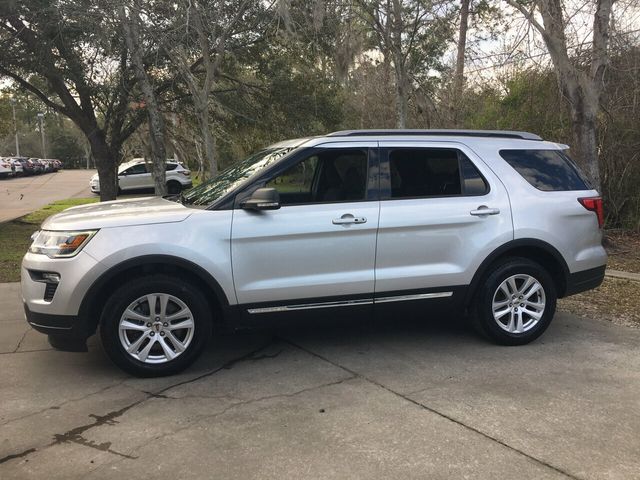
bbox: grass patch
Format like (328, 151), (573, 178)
(0, 197), (98, 283)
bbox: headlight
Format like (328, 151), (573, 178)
(29, 230), (97, 258)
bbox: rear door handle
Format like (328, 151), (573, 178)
(470, 206), (500, 216)
(333, 213), (367, 225)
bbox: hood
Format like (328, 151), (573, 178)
(41, 197), (193, 230)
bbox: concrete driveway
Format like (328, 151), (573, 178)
(1, 281), (639, 479)
(0, 170), (95, 223)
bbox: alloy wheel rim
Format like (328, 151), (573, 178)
(118, 293), (195, 364)
(492, 274), (546, 334)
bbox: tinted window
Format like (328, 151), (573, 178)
(166, 163), (178, 171)
(267, 149), (368, 205)
(499, 150), (590, 191)
(389, 148), (487, 198)
(123, 164), (147, 175)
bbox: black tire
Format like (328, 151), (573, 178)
(167, 181), (182, 194)
(472, 257), (557, 346)
(100, 274), (212, 377)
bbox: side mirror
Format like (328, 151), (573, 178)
(241, 187), (281, 211)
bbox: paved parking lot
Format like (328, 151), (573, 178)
(0, 170), (95, 223)
(1, 281), (639, 479)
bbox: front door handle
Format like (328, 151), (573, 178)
(470, 206), (500, 216)
(332, 213), (367, 225)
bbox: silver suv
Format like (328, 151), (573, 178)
(22, 130), (607, 376)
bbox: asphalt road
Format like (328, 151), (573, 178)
(1, 281), (639, 479)
(0, 170), (95, 223)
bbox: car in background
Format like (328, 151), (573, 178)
(13, 157), (35, 175)
(29, 158), (44, 174)
(90, 158), (192, 195)
(0, 158), (14, 178)
(9, 158), (24, 176)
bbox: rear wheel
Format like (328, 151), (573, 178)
(100, 275), (212, 377)
(473, 257), (556, 345)
(167, 181), (182, 194)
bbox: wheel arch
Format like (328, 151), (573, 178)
(465, 239), (570, 307)
(79, 255), (234, 336)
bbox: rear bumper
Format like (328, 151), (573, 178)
(564, 265), (606, 297)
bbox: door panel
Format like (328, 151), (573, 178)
(119, 164), (150, 190)
(231, 201), (380, 305)
(231, 144), (379, 307)
(375, 141), (513, 295)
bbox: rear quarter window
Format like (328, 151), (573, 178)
(499, 149), (590, 191)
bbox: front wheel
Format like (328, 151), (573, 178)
(100, 275), (212, 377)
(473, 257), (557, 345)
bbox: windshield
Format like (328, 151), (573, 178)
(182, 146), (296, 206)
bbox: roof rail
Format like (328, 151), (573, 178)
(326, 129), (543, 141)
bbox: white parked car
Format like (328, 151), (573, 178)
(10, 158), (24, 176)
(90, 158), (192, 195)
(0, 157), (15, 178)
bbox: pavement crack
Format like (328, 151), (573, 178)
(0, 379), (130, 428)
(55, 433), (138, 460)
(0, 347), (54, 355)
(282, 337), (585, 480)
(126, 375), (357, 457)
(0, 448), (37, 465)
(0, 338), (279, 465)
(12, 328), (29, 353)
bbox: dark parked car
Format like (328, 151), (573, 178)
(29, 158), (44, 174)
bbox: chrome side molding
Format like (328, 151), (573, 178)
(247, 298), (373, 314)
(374, 291), (453, 304)
(247, 291), (453, 314)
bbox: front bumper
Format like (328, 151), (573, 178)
(22, 250), (104, 339)
(564, 265), (606, 297)
(24, 303), (82, 335)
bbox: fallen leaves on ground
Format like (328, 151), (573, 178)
(559, 277), (640, 328)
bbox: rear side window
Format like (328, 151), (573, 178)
(123, 164), (147, 175)
(166, 163), (178, 171)
(499, 150), (590, 191)
(388, 148), (488, 198)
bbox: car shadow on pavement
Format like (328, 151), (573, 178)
(77, 313), (476, 379)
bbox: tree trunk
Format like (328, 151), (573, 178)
(87, 130), (118, 201)
(197, 104), (218, 178)
(394, 61), (408, 128)
(451, 0), (470, 127)
(504, 0), (613, 194)
(569, 103), (601, 191)
(120, 5), (167, 196)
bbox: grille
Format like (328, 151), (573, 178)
(44, 283), (58, 301)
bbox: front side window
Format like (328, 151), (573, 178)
(266, 149), (368, 205)
(499, 149), (590, 191)
(182, 146), (297, 206)
(388, 148), (487, 198)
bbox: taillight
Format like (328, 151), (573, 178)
(578, 196), (604, 228)
(180, 170), (191, 176)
